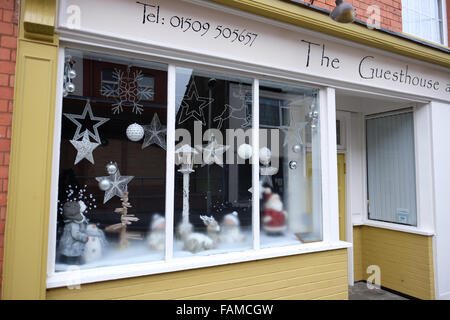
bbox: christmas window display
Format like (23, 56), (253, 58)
(259, 81), (322, 247)
(55, 49), (168, 271)
(173, 68), (253, 257)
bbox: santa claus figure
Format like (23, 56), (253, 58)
(263, 188), (287, 235)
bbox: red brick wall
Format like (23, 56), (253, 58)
(309, 0), (403, 33)
(0, 0), (18, 299)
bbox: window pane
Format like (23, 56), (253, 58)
(259, 81), (322, 247)
(366, 111), (417, 226)
(173, 68), (253, 257)
(402, 0), (443, 44)
(55, 49), (168, 271)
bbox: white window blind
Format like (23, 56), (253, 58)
(402, 0), (444, 44)
(366, 111), (417, 226)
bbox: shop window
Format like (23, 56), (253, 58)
(173, 68), (253, 256)
(53, 48), (323, 276)
(402, 0), (446, 45)
(259, 81), (322, 245)
(56, 49), (168, 271)
(366, 110), (417, 226)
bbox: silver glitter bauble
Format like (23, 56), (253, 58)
(292, 145), (301, 153)
(289, 160), (298, 170)
(68, 69), (77, 79)
(106, 162), (118, 175)
(98, 178), (112, 191)
(126, 123), (144, 142)
(66, 82), (75, 93)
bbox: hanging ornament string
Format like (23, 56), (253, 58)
(63, 55), (77, 97)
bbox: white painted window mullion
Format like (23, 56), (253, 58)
(165, 64), (176, 261)
(252, 78), (260, 250)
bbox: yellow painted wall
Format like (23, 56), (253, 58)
(352, 226), (363, 282)
(353, 226), (435, 300)
(46, 249), (348, 300)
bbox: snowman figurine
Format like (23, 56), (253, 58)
(219, 211), (246, 243)
(147, 214), (165, 251)
(262, 188), (287, 235)
(83, 223), (108, 264)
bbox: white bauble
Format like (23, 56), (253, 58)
(66, 82), (75, 93)
(259, 147), (272, 165)
(68, 69), (77, 79)
(237, 143), (253, 160)
(126, 123), (144, 142)
(98, 178), (112, 191)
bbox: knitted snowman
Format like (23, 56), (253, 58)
(83, 224), (107, 263)
(262, 188), (287, 235)
(147, 214), (165, 251)
(219, 211), (246, 243)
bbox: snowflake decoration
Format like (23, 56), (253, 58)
(58, 184), (97, 216)
(101, 67), (154, 115)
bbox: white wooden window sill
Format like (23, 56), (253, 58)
(46, 240), (352, 289)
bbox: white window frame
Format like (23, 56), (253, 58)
(46, 43), (347, 289)
(360, 104), (435, 236)
(402, 0), (448, 46)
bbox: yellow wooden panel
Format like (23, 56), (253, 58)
(359, 226), (435, 300)
(46, 249), (348, 300)
(337, 154), (346, 241)
(2, 38), (58, 299)
(352, 226), (363, 282)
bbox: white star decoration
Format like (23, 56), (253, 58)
(282, 109), (308, 147)
(196, 135), (229, 167)
(70, 131), (100, 165)
(142, 113), (167, 150)
(95, 169), (134, 204)
(178, 81), (214, 126)
(64, 100), (110, 143)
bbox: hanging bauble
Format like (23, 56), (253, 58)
(237, 143), (253, 160)
(68, 69), (77, 79)
(259, 147), (271, 166)
(98, 178), (112, 191)
(289, 160), (298, 170)
(292, 144), (301, 153)
(126, 123), (144, 142)
(106, 161), (118, 175)
(66, 82), (76, 93)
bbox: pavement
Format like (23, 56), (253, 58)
(348, 282), (408, 300)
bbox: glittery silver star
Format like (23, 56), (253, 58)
(195, 135), (229, 167)
(64, 100), (110, 143)
(70, 131), (100, 165)
(177, 81), (214, 126)
(142, 113), (167, 150)
(95, 169), (134, 204)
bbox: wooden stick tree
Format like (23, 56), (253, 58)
(105, 191), (142, 248)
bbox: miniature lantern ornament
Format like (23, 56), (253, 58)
(175, 144), (199, 227)
(330, 0), (356, 24)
